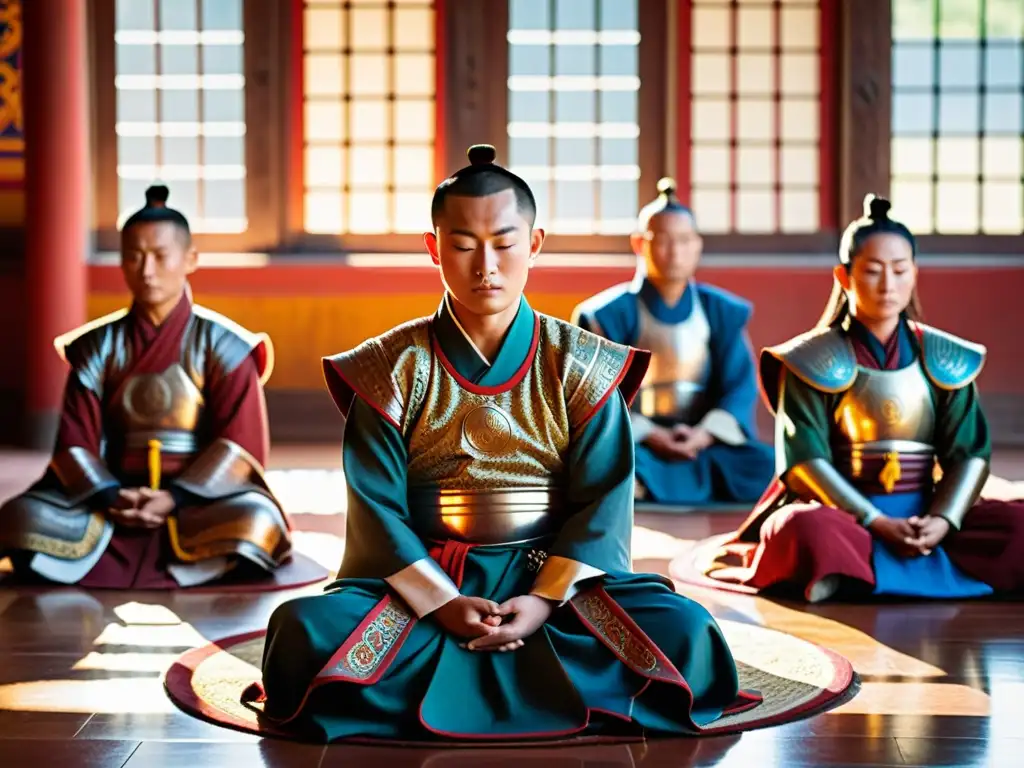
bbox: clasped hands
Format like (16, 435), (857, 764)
(869, 514), (950, 557)
(432, 594), (554, 653)
(644, 424), (714, 461)
(106, 488), (176, 529)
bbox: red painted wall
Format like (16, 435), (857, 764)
(70, 260), (1024, 395)
(3, 260), (1023, 446)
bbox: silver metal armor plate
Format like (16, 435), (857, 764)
(634, 291), (712, 422)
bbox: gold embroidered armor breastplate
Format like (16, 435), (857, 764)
(325, 312), (644, 545)
(634, 292), (712, 422)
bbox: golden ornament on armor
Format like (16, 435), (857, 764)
(880, 397), (903, 426)
(879, 451), (902, 494)
(124, 374), (174, 420)
(462, 405), (513, 455)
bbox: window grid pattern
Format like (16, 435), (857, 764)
(114, 0), (247, 233)
(302, 0), (436, 235)
(507, 0), (641, 234)
(687, 0), (821, 234)
(891, 0), (1024, 235)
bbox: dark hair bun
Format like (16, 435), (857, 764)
(863, 193), (891, 221)
(656, 177), (677, 197)
(467, 144), (497, 166)
(145, 184), (170, 208)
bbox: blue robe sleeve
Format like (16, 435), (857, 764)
(700, 287), (760, 444)
(530, 389), (636, 604)
(336, 398), (460, 617)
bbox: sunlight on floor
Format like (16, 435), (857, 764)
(835, 682), (990, 716)
(680, 587), (949, 680)
(0, 601), (206, 715)
(265, 469), (346, 515)
(0, 677), (180, 714)
(631, 525), (691, 561)
(72, 652), (182, 673)
(290, 530), (344, 572)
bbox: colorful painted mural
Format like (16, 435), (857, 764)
(0, 0), (23, 225)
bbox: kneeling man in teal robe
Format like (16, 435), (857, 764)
(248, 145), (761, 741)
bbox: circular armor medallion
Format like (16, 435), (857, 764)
(462, 405), (513, 455)
(124, 374), (174, 422)
(880, 397), (903, 426)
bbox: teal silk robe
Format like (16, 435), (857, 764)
(253, 296), (757, 741)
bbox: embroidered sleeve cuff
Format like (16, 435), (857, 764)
(385, 558), (460, 618)
(629, 412), (656, 444)
(698, 409), (747, 446)
(928, 457), (989, 531)
(529, 555), (605, 605)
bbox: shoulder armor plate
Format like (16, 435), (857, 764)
(55, 309), (132, 398)
(323, 317), (433, 433)
(541, 315), (649, 429)
(759, 327), (856, 413)
(187, 305), (274, 387)
(765, 327), (857, 392)
(915, 323), (986, 390)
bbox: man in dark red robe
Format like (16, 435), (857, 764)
(0, 185), (291, 588)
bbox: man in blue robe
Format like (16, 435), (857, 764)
(247, 147), (759, 741)
(572, 179), (774, 507)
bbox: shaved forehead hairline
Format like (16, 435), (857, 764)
(647, 208), (697, 232)
(122, 220), (190, 247)
(438, 190), (531, 235)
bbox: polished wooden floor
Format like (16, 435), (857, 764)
(1, 448), (1023, 767)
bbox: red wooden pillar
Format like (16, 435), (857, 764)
(22, 0), (90, 448)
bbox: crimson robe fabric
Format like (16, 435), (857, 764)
(62, 294), (269, 588)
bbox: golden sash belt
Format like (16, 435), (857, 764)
(407, 486), (565, 545)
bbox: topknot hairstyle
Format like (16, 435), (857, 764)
(121, 185), (192, 243)
(430, 144), (538, 228)
(637, 177), (696, 231)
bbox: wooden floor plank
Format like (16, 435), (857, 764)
(122, 741), (325, 768)
(0, 739), (141, 768)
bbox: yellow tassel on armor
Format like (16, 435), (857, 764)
(147, 439), (162, 490)
(879, 451), (901, 493)
(150, 437), (189, 552)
